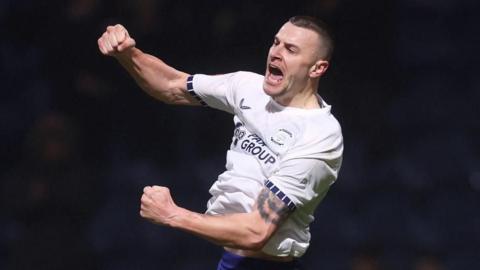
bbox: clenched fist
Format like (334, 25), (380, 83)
(97, 24), (136, 56)
(140, 185), (180, 226)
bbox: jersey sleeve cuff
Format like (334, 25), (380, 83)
(186, 75), (208, 107)
(264, 179), (297, 212)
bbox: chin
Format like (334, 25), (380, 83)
(263, 82), (284, 97)
(263, 86), (275, 97)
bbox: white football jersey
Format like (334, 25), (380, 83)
(187, 71), (343, 257)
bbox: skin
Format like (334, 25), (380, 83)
(139, 185), (292, 255)
(263, 22), (329, 109)
(97, 21), (329, 258)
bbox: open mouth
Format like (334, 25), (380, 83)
(267, 64), (284, 84)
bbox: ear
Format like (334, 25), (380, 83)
(309, 60), (329, 78)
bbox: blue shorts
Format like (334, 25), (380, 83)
(217, 250), (303, 270)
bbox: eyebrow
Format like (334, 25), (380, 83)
(274, 36), (301, 52)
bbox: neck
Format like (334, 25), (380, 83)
(274, 80), (320, 109)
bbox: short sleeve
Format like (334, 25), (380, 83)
(187, 73), (236, 114)
(265, 158), (338, 211)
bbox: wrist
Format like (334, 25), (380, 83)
(168, 207), (195, 229)
(114, 47), (140, 62)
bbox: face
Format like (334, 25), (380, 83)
(263, 22), (327, 102)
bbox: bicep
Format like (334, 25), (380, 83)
(251, 186), (293, 239)
(162, 73), (201, 106)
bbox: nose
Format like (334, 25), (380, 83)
(269, 45), (282, 61)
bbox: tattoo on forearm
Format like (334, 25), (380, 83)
(256, 188), (291, 225)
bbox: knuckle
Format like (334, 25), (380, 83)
(154, 186), (170, 194)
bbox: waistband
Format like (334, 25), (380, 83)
(217, 250), (302, 270)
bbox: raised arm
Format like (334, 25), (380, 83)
(140, 185), (292, 250)
(97, 24), (199, 106)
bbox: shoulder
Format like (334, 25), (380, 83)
(290, 111), (343, 162)
(234, 71), (264, 79)
(193, 71), (262, 82)
(227, 71), (266, 101)
(311, 112), (342, 146)
(312, 113), (342, 141)
(228, 71), (264, 85)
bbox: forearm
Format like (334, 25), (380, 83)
(169, 207), (269, 250)
(140, 186), (287, 251)
(115, 48), (191, 104)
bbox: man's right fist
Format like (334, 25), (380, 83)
(97, 24), (136, 56)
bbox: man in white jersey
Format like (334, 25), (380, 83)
(98, 16), (343, 270)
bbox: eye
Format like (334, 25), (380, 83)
(286, 46), (297, 54)
(272, 38), (279, 46)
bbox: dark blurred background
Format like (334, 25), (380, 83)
(1, 0), (479, 269)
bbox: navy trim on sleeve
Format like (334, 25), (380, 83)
(186, 75), (207, 107)
(264, 180), (297, 211)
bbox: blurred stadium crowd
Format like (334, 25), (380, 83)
(1, 0), (479, 269)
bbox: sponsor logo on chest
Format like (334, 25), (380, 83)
(232, 123), (276, 165)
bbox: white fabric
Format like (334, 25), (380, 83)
(189, 71), (343, 257)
